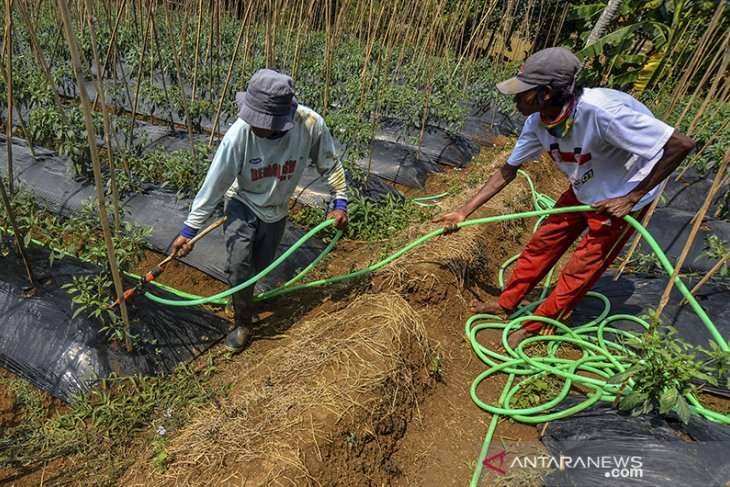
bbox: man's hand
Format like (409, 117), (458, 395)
(591, 195), (638, 219)
(432, 211), (466, 234)
(327, 209), (348, 230)
(170, 235), (194, 258)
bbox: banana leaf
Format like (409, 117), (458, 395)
(568, 3), (606, 21)
(644, 21), (670, 49)
(577, 22), (645, 60)
(610, 67), (642, 86)
(634, 51), (666, 93)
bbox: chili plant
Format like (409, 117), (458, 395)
(62, 273), (122, 334)
(134, 142), (214, 200)
(291, 189), (430, 242)
(700, 234), (729, 278)
(609, 324), (730, 423)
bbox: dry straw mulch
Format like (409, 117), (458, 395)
(122, 293), (430, 486)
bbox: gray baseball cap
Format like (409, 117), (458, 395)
(496, 47), (582, 95)
(236, 69), (298, 131)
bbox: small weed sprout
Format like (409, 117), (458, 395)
(511, 375), (563, 411)
(346, 431), (357, 449)
(428, 352), (444, 382)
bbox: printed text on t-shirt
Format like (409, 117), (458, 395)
(250, 159), (297, 182)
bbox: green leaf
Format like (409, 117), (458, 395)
(621, 390), (643, 409)
(578, 23), (645, 60)
(616, 53), (648, 66)
(639, 0), (664, 11)
(568, 4), (606, 21)
(645, 22), (670, 49)
(610, 68), (642, 87)
(639, 399), (655, 415)
(659, 387), (678, 414)
(694, 372), (718, 387)
(675, 396), (691, 423)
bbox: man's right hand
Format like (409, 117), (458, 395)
(170, 235), (194, 258)
(432, 211), (466, 234)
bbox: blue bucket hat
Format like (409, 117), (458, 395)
(236, 69), (298, 131)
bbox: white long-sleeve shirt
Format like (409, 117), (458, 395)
(184, 104), (348, 228)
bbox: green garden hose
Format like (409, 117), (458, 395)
(6, 170), (728, 487)
(143, 204), (727, 354)
(138, 177), (729, 486)
(412, 192), (449, 207)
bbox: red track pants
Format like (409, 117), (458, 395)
(497, 188), (648, 335)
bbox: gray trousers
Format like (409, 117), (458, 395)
(223, 197), (287, 324)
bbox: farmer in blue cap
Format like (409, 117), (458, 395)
(171, 69), (349, 352)
(434, 47), (695, 351)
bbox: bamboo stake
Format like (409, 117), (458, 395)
(714, 172), (730, 219)
(453, 0), (498, 79)
(129, 0), (153, 154)
(0, 5), (33, 159)
(179, 0), (191, 58)
(0, 0), (34, 284)
(237, 4), (255, 91)
(666, 1), (725, 115)
(280, 0), (297, 70)
(675, 31), (730, 133)
(191, 0), (204, 101)
(417, 45), (435, 160)
(322, 0), (334, 117)
(696, 80), (730, 135)
(687, 48), (730, 136)
(14, 0), (69, 126)
(92, 0), (128, 111)
(208, 0), (252, 146)
(5, 0), (14, 194)
(0, 173), (35, 284)
(215, 0), (221, 91)
(680, 250), (730, 306)
(57, 0), (133, 351)
(674, 39), (730, 179)
(655, 146), (730, 319)
(290, 0), (310, 78)
(654, 22), (697, 103)
(100, 0), (112, 30)
(163, 0), (196, 158)
(47, 14), (64, 71)
(149, 3), (175, 128)
(616, 25), (728, 278)
(267, 0), (277, 67)
(365, 51), (384, 180)
(676, 117), (730, 182)
(204, 0), (214, 98)
(614, 178), (675, 281)
(3, 92), (36, 158)
(355, 0), (387, 128)
(85, 0), (122, 233)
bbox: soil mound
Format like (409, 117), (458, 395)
(121, 293), (431, 485)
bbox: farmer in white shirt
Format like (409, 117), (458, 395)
(171, 69), (349, 352)
(434, 47), (695, 351)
